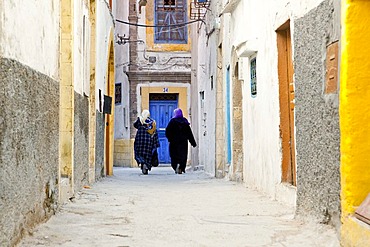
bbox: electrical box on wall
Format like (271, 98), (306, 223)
(214, 17), (221, 29)
(238, 57), (247, 81)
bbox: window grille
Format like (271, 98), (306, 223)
(155, 0), (187, 43)
(149, 93), (178, 101)
(190, 0), (209, 20)
(250, 58), (257, 97)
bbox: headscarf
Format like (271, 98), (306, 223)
(139, 109), (150, 124)
(139, 109), (157, 135)
(173, 108), (183, 118)
(173, 108), (190, 125)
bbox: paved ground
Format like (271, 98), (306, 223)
(18, 167), (340, 247)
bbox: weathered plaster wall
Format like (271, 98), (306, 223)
(193, 21), (217, 175)
(0, 58), (59, 247)
(74, 92), (90, 190)
(190, 20), (200, 171)
(73, 0), (90, 96)
(114, 0), (130, 140)
(113, 0), (131, 167)
(95, 112), (105, 178)
(221, 0), (325, 205)
(94, 0), (114, 174)
(0, 0), (59, 79)
(229, 0), (284, 201)
(95, 0), (114, 111)
(294, 0), (341, 228)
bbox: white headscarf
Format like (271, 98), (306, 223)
(139, 110), (150, 125)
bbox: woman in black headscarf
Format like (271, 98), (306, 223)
(133, 109), (160, 175)
(165, 108), (197, 174)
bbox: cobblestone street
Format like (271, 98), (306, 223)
(18, 167), (339, 247)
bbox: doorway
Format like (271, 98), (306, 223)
(104, 39), (115, 176)
(277, 20), (296, 186)
(149, 93), (178, 163)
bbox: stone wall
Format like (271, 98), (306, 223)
(0, 58), (59, 246)
(114, 139), (134, 167)
(294, 0), (341, 229)
(74, 92), (89, 189)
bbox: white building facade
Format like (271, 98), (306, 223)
(193, 0), (339, 210)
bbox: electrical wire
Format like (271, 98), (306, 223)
(153, 25), (186, 36)
(116, 18), (205, 27)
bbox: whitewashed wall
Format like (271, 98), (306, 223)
(222, 0), (324, 205)
(95, 0), (115, 111)
(0, 0), (60, 79)
(194, 24), (217, 175)
(114, 0), (130, 139)
(74, 1), (91, 96)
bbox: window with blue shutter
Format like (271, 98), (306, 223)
(155, 0), (188, 44)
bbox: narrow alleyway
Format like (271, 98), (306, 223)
(18, 167), (339, 247)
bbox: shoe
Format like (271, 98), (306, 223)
(178, 168), (182, 174)
(176, 164), (180, 174)
(142, 164), (148, 175)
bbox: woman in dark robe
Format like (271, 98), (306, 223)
(165, 108), (197, 174)
(133, 109), (160, 175)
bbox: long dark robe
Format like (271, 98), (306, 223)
(165, 117), (196, 171)
(133, 117), (160, 169)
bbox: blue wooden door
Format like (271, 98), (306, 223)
(149, 100), (178, 163)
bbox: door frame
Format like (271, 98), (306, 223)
(139, 84), (189, 118)
(277, 20), (296, 186)
(149, 97), (178, 163)
(104, 35), (115, 176)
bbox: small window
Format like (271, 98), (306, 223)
(250, 57), (257, 97)
(200, 91), (205, 108)
(115, 83), (122, 104)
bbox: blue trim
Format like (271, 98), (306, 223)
(250, 57), (257, 98)
(226, 66), (232, 164)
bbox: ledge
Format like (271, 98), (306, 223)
(126, 71), (191, 82)
(235, 38), (258, 57)
(221, 0), (242, 14)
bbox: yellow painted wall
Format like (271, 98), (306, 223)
(88, 0), (97, 183)
(105, 32), (115, 176)
(59, 0), (74, 202)
(114, 139), (136, 168)
(141, 86), (188, 117)
(145, 1), (191, 51)
(340, 0), (370, 245)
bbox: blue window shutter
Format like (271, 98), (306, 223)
(155, 0), (188, 44)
